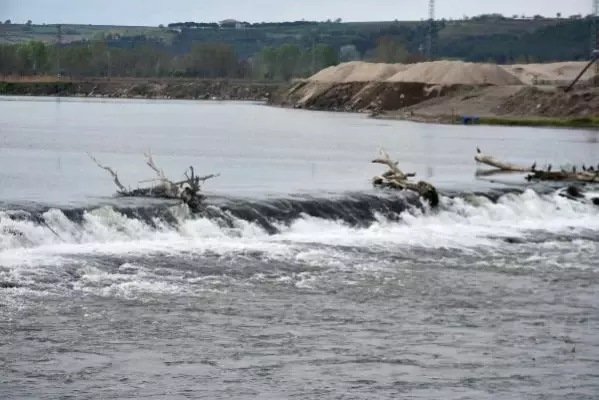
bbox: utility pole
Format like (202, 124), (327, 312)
(56, 24), (62, 77)
(592, 0), (598, 51)
(311, 34), (316, 74)
(426, 0), (435, 61)
(593, 0), (599, 73)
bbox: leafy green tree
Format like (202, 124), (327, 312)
(276, 43), (301, 80)
(339, 44), (360, 62)
(253, 46), (279, 79)
(185, 43), (239, 77)
(370, 37), (408, 63)
(314, 43), (338, 70)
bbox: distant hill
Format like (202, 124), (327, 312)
(0, 14), (596, 67)
(0, 23), (169, 45)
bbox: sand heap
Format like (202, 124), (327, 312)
(308, 61), (361, 82)
(502, 62), (594, 84)
(309, 61), (408, 83)
(280, 60), (598, 115)
(388, 61), (523, 85)
(307, 60), (599, 86)
(308, 60), (524, 85)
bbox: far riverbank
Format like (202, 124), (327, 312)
(0, 77), (289, 101)
(4, 76), (599, 130)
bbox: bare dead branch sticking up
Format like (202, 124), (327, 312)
(88, 151), (219, 212)
(87, 152), (128, 193)
(371, 148), (439, 207)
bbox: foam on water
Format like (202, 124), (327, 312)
(0, 189), (597, 269)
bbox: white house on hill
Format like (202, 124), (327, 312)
(219, 19), (247, 29)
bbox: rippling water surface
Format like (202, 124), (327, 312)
(1, 96), (598, 399)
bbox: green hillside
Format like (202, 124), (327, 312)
(0, 23), (168, 44)
(0, 14), (596, 80)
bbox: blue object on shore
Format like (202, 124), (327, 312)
(461, 115), (480, 125)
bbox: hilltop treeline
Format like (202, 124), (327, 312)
(167, 20), (321, 29)
(165, 15), (596, 62)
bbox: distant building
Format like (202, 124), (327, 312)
(219, 19), (247, 29)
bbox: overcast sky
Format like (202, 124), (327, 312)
(2, 0), (594, 25)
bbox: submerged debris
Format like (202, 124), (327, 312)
(474, 147), (599, 183)
(371, 149), (439, 207)
(88, 151), (219, 212)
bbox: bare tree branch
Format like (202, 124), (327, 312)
(143, 149), (169, 182)
(89, 150), (220, 212)
(372, 148), (408, 179)
(196, 173), (221, 182)
(371, 148), (438, 207)
(87, 153), (128, 193)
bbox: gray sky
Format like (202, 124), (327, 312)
(2, 0), (594, 26)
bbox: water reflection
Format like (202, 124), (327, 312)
(586, 130), (599, 144)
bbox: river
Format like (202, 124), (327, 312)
(1, 96), (598, 399)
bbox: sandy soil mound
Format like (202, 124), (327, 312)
(502, 62), (594, 84)
(387, 61), (523, 85)
(342, 62), (408, 82)
(309, 60), (523, 85)
(308, 61), (361, 82)
(496, 86), (599, 117)
(308, 61), (407, 83)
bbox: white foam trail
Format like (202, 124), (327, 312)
(0, 190), (598, 268)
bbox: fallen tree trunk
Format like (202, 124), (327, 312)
(526, 170), (598, 182)
(474, 147), (599, 183)
(88, 152), (219, 212)
(371, 149), (439, 207)
(474, 151), (532, 172)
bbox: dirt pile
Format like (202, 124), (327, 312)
(309, 61), (407, 83)
(279, 60), (599, 118)
(496, 86), (599, 117)
(400, 86), (523, 118)
(279, 79), (463, 113)
(284, 60), (526, 111)
(502, 62), (595, 85)
(384, 85), (599, 122)
(388, 61), (523, 85)
(307, 60), (523, 85)
(0, 78), (285, 100)
(308, 60), (594, 86)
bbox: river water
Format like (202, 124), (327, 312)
(1, 96), (598, 399)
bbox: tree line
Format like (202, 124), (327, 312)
(165, 16), (595, 63)
(0, 39), (345, 80)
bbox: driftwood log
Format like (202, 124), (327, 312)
(474, 147), (599, 183)
(371, 149), (439, 207)
(88, 151), (219, 212)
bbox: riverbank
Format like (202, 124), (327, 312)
(0, 77), (289, 101)
(276, 79), (599, 129)
(369, 84), (599, 128)
(271, 60), (599, 129)
(374, 112), (599, 128)
(3, 69), (598, 130)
